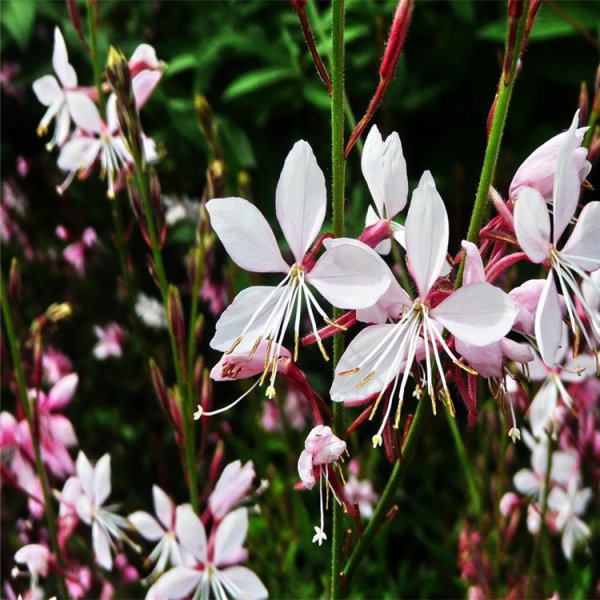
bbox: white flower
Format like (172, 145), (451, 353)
(135, 293), (167, 329)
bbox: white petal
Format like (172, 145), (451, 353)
(513, 469), (540, 497)
(362, 126), (385, 216)
(461, 241), (485, 284)
(93, 454), (111, 507)
(76, 451), (94, 498)
(106, 93), (119, 133)
(129, 511), (165, 541)
(153, 485), (174, 531)
(221, 566), (269, 600)
(535, 273), (562, 367)
(561, 517), (590, 560)
(561, 201), (600, 271)
(213, 508), (248, 567)
(175, 504), (207, 562)
(52, 28), (77, 88)
(572, 488), (592, 516)
(275, 140), (326, 263)
(93, 521), (112, 570)
(356, 277), (411, 324)
(210, 286), (286, 351)
(32, 75), (62, 106)
(405, 171), (449, 298)
(330, 324), (399, 402)
(308, 238), (391, 309)
(382, 131), (408, 217)
(67, 92), (102, 133)
(55, 105), (71, 147)
(550, 450), (577, 486)
(57, 137), (101, 172)
(206, 198), (288, 273)
(431, 282), (518, 346)
(553, 112), (581, 244)
(529, 381), (558, 437)
(147, 567), (202, 600)
(513, 187), (551, 263)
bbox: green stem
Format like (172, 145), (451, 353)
(343, 397), (429, 583)
(444, 405), (481, 515)
(330, 0), (345, 597)
(525, 432), (553, 598)
(456, 2), (529, 286)
(583, 100), (599, 148)
(131, 154), (199, 512)
(0, 271), (68, 599)
(87, 0), (105, 118)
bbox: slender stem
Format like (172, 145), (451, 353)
(583, 98), (599, 149)
(456, 2), (529, 286)
(525, 432), (553, 598)
(444, 405), (481, 515)
(87, 0), (105, 118)
(330, 1), (346, 597)
(130, 153), (199, 512)
(0, 271), (68, 599)
(343, 397), (428, 583)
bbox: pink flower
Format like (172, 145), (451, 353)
(127, 44), (164, 109)
(147, 506), (268, 600)
(13, 544), (51, 591)
(344, 459), (378, 518)
(93, 323), (125, 360)
(208, 460), (255, 521)
(513, 111), (600, 366)
(207, 141), (391, 399)
(42, 347), (73, 384)
(331, 171), (518, 446)
(61, 227), (97, 277)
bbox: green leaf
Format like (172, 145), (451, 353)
(223, 66), (296, 101)
(218, 118), (256, 169)
(165, 53), (198, 78)
(1, 0), (35, 50)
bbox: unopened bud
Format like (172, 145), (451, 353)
(150, 169), (162, 215)
(379, 0), (413, 81)
(588, 130), (600, 163)
(194, 314), (204, 347)
(9, 258), (20, 305)
(33, 331), (43, 389)
(290, 0), (307, 9)
(167, 285), (185, 342)
(195, 94), (215, 142)
(208, 159), (227, 198)
(66, 0), (90, 53)
(202, 367), (211, 408)
(237, 170), (252, 201)
(146, 255), (160, 288)
(208, 441), (225, 488)
(579, 82), (589, 126)
(507, 0), (523, 19)
(46, 302), (72, 322)
(193, 355), (204, 398)
(149, 359), (169, 412)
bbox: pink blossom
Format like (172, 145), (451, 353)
(13, 544), (51, 580)
(42, 347), (73, 384)
(208, 460), (255, 521)
(93, 323), (125, 360)
(344, 459), (378, 518)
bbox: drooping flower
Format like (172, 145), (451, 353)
(207, 141), (390, 400)
(331, 171), (518, 446)
(513, 111), (600, 366)
(13, 544), (51, 590)
(147, 506), (268, 600)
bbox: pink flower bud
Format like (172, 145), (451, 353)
(304, 425), (346, 465)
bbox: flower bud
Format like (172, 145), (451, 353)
(46, 302), (72, 322)
(167, 286), (185, 343)
(66, 0), (90, 54)
(149, 359), (169, 412)
(379, 0), (413, 82)
(9, 258), (20, 306)
(195, 93), (215, 145)
(237, 170), (252, 201)
(579, 81), (589, 125)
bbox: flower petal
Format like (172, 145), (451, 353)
(66, 91), (102, 133)
(431, 282), (518, 346)
(461, 241), (485, 285)
(76, 451), (94, 498)
(535, 273), (563, 367)
(213, 507), (248, 567)
(153, 485), (174, 531)
(93, 454), (111, 507)
(529, 380), (558, 437)
(206, 198), (288, 273)
(32, 75), (62, 106)
(513, 469), (540, 497)
(362, 126), (385, 216)
(133, 70), (162, 109)
(308, 238), (391, 309)
(513, 187), (551, 263)
(57, 136), (101, 172)
(129, 511), (164, 541)
(404, 171), (448, 298)
(553, 112), (582, 244)
(275, 140), (326, 263)
(561, 201), (600, 271)
(52, 28), (77, 88)
(382, 131), (408, 217)
(175, 504), (207, 562)
(48, 373), (78, 410)
(221, 566), (269, 600)
(147, 567), (202, 600)
(92, 520), (112, 570)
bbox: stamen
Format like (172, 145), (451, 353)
(356, 370), (376, 389)
(324, 316), (348, 331)
(339, 367), (360, 376)
(225, 336), (243, 355)
(248, 336), (263, 360)
(197, 379), (261, 416)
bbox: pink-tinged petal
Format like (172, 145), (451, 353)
(513, 187), (551, 263)
(356, 277), (412, 324)
(308, 238), (391, 309)
(147, 567), (201, 600)
(128, 511), (164, 541)
(298, 449), (316, 489)
(206, 198), (288, 273)
(510, 279), (547, 334)
(405, 170), (448, 298)
(133, 70), (162, 109)
(48, 414), (78, 447)
(529, 381), (558, 437)
(305, 425), (346, 464)
(365, 205), (392, 254)
(561, 201), (600, 271)
(57, 137), (101, 172)
(501, 339), (534, 365)
(209, 461), (255, 521)
(210, 286), (286, 352)
(553, 112), (582, 244)
(221, 566), (269, 600)
(153, 485), (174, 531)
(513, 469), (540, 497)
(213, 507), (248, 567)
(66, 92), (102, 133)
(330, 324), (399, 403)
(175, 504), (207, 562)
(561, 352), (597, 382)
(92, 520), (112, 570)
(14, 544), (50, 577)
(454, 339), (503, 378)
(130, 44), (159, 70)
(275, 140), (326, 263)
(32, 75), (61, 106)
(432, 282), (518, 346)
(76, 451), (94, 498)
(93, 454), (111, 507)
(52, 28), (77, 88)
(461, 241), (485, 285)
(362, 126), (385, 216)
(535, 274), (562, 367)
(48, 373), (78, 409)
